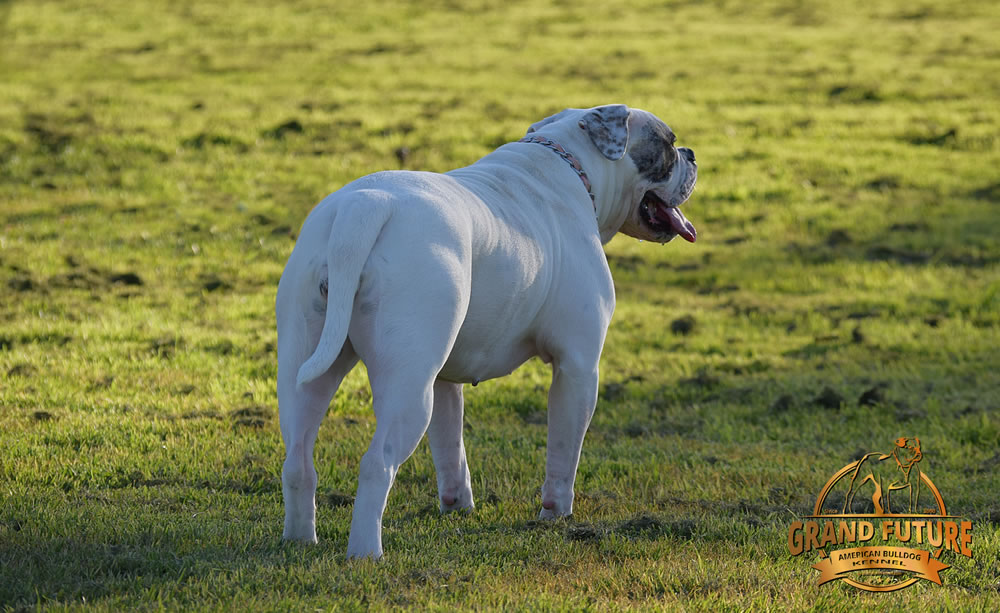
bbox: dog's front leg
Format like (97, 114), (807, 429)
(539, 357), (599, 519)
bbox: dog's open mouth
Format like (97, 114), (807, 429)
(640, 191), (697, 243)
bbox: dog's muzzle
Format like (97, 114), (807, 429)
(640, 151), (697, 242)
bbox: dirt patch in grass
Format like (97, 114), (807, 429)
(812, 386), (845, 409)
(320, 491), (355, 508)
(6, 363), (37, 378)
(230, 406), (270, 428)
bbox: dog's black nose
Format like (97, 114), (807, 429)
(680, 147), (696, 163)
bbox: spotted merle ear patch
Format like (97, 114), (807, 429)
(579, 104), (630, 161)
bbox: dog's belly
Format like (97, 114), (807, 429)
(438, 335), (540, 385)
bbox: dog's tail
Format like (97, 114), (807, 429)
(296, 200), (392, 386)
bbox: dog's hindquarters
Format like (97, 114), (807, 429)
(276, 192), (391, 542)
(278, 182), (475, 555)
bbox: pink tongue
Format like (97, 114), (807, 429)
(657, 205), (697, 243)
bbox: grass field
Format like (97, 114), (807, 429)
(2, 0), (999, 610)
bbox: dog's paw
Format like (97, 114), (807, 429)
(440, 491), (475, 513)
(537, 507), (558, 520)
(346, 544), (384, 561)
(281, 531), (318, 544)
(537, 506), (572, 521)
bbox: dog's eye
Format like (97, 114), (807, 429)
(666, 146), (678, 167)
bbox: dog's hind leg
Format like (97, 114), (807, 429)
(428, 380), (474, 512)
(278, 298), (358, 543)
(346, 366), (437, 559)
(344, 247), (469, 559)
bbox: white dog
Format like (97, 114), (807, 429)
(276, 104), (697, 559)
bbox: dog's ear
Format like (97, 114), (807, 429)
(578, 104), (629, 160)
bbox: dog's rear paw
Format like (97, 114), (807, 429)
(440, 491), (475, 513)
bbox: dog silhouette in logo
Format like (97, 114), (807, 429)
(842, 438), (923, 515)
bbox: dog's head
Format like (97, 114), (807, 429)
(526, 105), (697, 243)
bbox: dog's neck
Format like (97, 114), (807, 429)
(519, 133), (636, 244)
(517, 135), (596, 211)
(588, 157), (636, 244)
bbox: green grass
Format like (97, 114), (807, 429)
(2, 0), (999, 610)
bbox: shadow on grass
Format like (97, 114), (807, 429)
(0, 536), (280, 606)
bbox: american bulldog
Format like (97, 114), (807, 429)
(276, 104), (698, 558)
